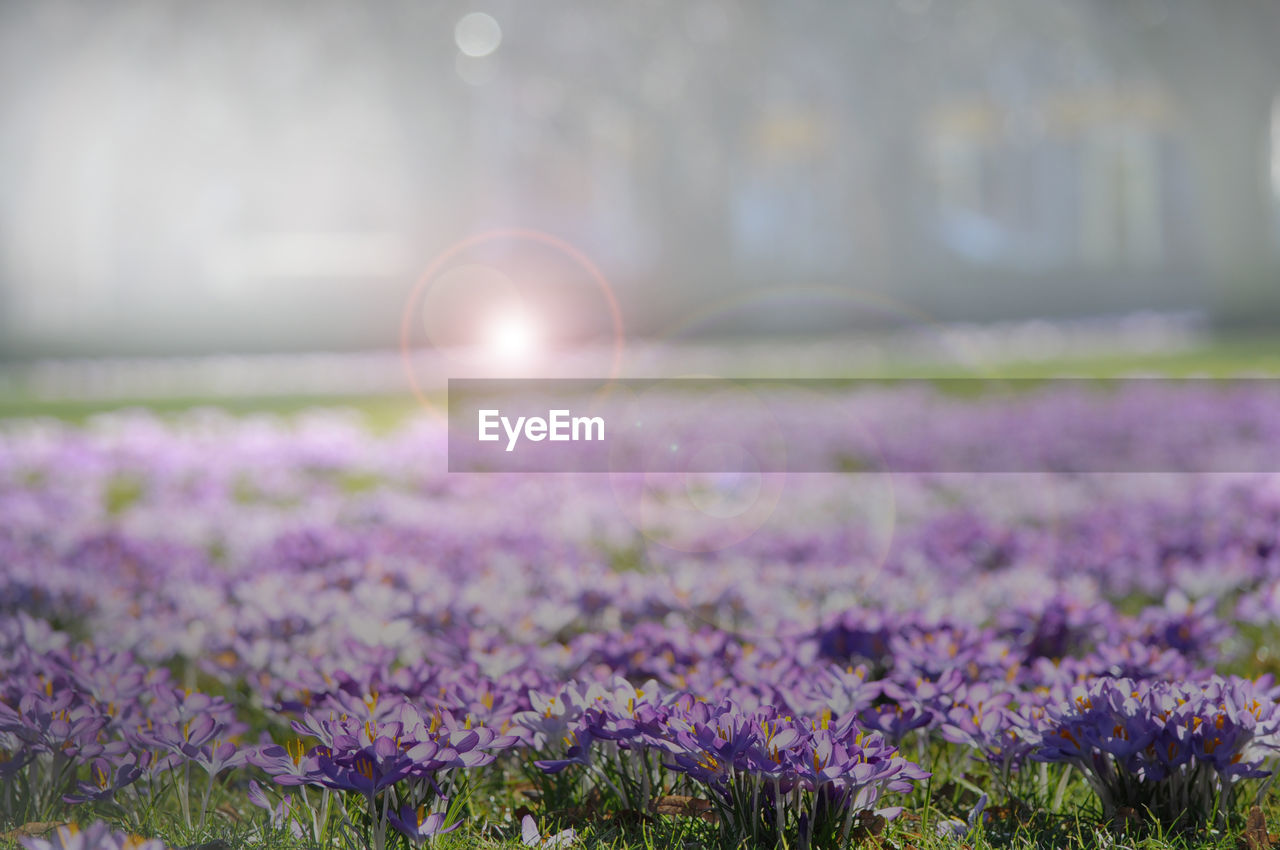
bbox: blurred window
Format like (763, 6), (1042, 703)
(928, 89), (1175, 272)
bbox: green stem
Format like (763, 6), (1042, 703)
(199, 768), (215, 831)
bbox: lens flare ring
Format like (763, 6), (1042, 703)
(399, 228), (626, 419)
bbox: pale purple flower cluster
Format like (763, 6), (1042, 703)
(662, 696), (928, 847)
(19, 821), (171, 850)
(0, 637), (245, 829)
(1032, 677), (1280, 825)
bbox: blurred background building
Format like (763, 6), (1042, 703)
(1, 0), (1279, 356)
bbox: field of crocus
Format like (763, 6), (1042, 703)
(7, 383), (1280, 850)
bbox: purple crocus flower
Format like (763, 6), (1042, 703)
(19, 821), (170, 850)
(63, 756), (144, 804)
(388, 802), (460, 843)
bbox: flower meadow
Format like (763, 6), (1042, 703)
(7, 385), (1280, 849)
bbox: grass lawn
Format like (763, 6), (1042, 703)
(3, 334), (1280, 423)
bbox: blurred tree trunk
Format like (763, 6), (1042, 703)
(1108, 0), (1280, 316)
(1175, 76), (1280, 323)
(1178, 80), (1274, 279)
